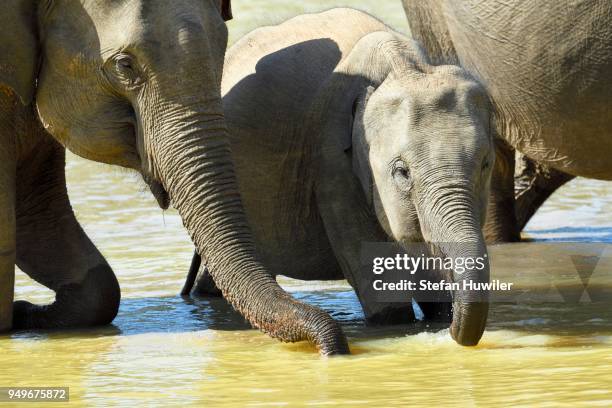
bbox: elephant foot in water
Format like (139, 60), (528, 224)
(192, 267), (223, 297)
(365, 303), (416, 325)
(12, 265), (120, 329)
(364, 301), (453, 326)
(418, 301), (452, 323)
(182, 251), (223, 298)
(13, 138), (120, 330)
(360, 296), (417, 326)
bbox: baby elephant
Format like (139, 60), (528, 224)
(185, 8), (495, 347)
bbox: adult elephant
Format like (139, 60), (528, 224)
(401, 0), (612, 242)
(184, 8), (493, 347)
(0, 0), (348, 355)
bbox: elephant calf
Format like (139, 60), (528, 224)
(186, 8), (495, 347)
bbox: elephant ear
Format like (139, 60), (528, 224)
(214, 0), (233, 21)
(0, 0), (38, 105)
(343, 86), (375, 207)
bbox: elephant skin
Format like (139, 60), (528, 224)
(401, 0), (612, 241)
(187, 9), (495, 347)
(0, 0), (348, 355)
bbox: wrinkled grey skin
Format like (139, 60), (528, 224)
(186, 9), (495, 347)
(0, 0), (348, 355)
(401, 0), (612, 242)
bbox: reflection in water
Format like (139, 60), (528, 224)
(3, 0), (612, 404)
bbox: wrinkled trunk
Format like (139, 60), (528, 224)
(139, 90), (348, 355)
(417, 183), (489, 346)
(440, 240), (489, 346)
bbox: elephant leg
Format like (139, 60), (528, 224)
(418, 301), (452, 322)
(0, 95), (17, 332)
(181, 250), (200, 296)
(362, 301), (416, 325)
(483, 137), (521, 243)
(315, 188), (415, 324)
(182, 251), (222, 297)
(13, 134), (120, 329)
(514, 153), (575, 230)
(317, 208), (416, 325)
(193, 267), (223, 297)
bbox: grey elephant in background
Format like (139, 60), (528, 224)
(0, 0), (349, 355)
(401, 0), (612, 242)
(185, 8), (495, 347)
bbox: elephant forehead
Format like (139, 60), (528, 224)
(364, 86), (488, 154)
(44, 1), (213, 62)
(42, 4), (127, 71)
(375, 68), (487, 114)
(413, 71), (487, 109)
(367, 112), (490, 170)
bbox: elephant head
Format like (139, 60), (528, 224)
(0, 0), (348, 355)
(357, 72), (493, 345)
(320, 33), (494, 346)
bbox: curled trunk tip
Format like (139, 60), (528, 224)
(450, 301), (488, 346)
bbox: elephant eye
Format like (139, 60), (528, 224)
(395, 167), (409, 178)
(104, 53), (145, 89)
(392, 161), (412, 191)
(116, 57), (134, 71)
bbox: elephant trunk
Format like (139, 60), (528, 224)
(417, 182), (489, 346)
(142, 98), (349, 355)
(444, 240), (489, 346)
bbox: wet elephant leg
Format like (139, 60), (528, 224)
(316, 207), (416, 325)
(483, 137), (521, 243)
(0, 95), (16, 332)
(412, 266), (452, 323)
(183, 251), (222, 297)
(192, 267), (223, 297)
(418, 301), (452, 322)
(514, 153), (575, 230)
(342, 257), (416, 325)
(181, 250), (201, 296)
(13, 133), (120, 329)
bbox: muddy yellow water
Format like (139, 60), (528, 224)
(2, 1), (612, 406)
